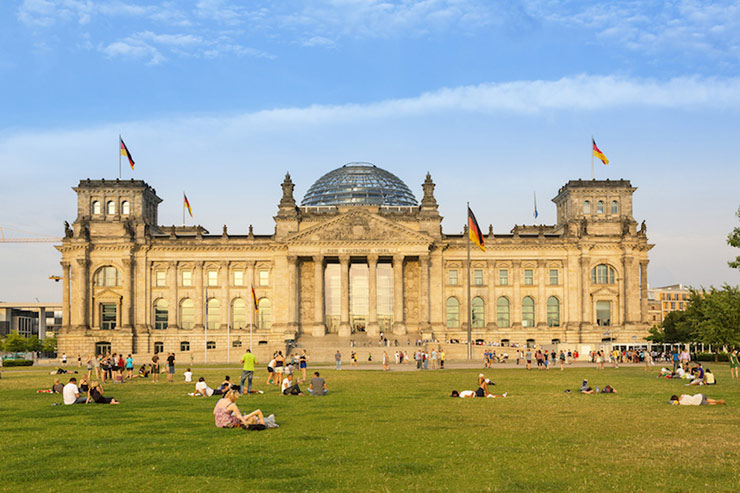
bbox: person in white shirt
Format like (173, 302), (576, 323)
(192, 377), (215, 397)
(266, 357), (276, 386)
(281, 373), (303, 396)
(450, 389), (508, 399)
(670, 394), (725, 406)
(63, 378), (86, 405)
(184, 368), (193, 383)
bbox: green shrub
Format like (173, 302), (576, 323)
(2, 359), (34, 367)
(694, 352), (729, 362)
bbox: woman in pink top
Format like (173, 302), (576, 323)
(213, 390), (266, 428)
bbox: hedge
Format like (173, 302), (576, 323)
(694, 352), (729, 362)
(2, 359), (34, 367)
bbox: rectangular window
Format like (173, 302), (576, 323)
(473, 269), (483, 286)
(596, 301), (611, 326)
(208, 270), (218, 287)
(232, 340), (242, 348)
(206, 341), (216, 349)
(499, 269), (508, 285)
(101, 303), (116, 330)
(154, 342), (164, 354)
(524, 269), (534, 285)
(180, 341), (190, 352)
(259, 270), (269, 286)
(182, 270), (192, 287)
(671, 302), (676, 310)
(549, 269), (559, 285)
(448, 269), (458, 285)
(156, 270), (166, 287)
(678, 302), (683, 310)
(233, 271), (244, 286)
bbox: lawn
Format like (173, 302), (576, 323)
(1, 364), (739, 492)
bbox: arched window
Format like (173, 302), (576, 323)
(611, 200), (618, 214)
(522, 296), (535, 327)
(597, 200), (604, 214)
(258, 298), (272, 329)
(496, 297), (510, 328)
(121, 200), (130, 215)
(107, 201), (115, 215)
(583, 200), (591, 214)
(94, 266), (121, 287)
(154, 299), (168, 330)
(446, 297), (460, 328)
(207, 298), (220, 330)
(92, 201), (101, 215)
(232, 298), (247, 329)
(180, 298), (194, 329)
(591, 264), (616, 284)
(547, 296), (560, 327)
(472, 297), (485, 328)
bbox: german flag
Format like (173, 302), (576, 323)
(120, 136), (135, 170)
(184, 193), (193, 217)
(592, 138), (609, 165)
(251, 285), (259, 312)
(468, 206), (485, 252)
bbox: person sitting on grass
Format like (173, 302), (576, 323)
(37, 378), (64, 393)
(281, 373), (303, 396)
(599, 385), (617, 394)
(308, 371), (328, 396)
(85, 381), (120, 404)
(183, 368), (193, 383)
(476, 378), (495, 397)
(669, 394), (726, 406)
(191, 377), (215, 397)
(688, 363), (706, 386)
(62, 377), (87, 405)
(450, 390), (508, 398)
(136, 365), (150, 379)
(78, 376), (90, 393)
(213, 390), (269, 429)
(580, 379), (594, 394)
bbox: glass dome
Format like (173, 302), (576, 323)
(301, 162), (418, 207)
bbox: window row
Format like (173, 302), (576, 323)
(448, 268), (561, 286)
(445, 296), (562, 329)
(92, 200), (130, 216)
(156, 268), (270, 287)
(583, 200), (619, 215)
(153, 297), (272, 330)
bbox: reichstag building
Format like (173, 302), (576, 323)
(56, 162), (652, 359)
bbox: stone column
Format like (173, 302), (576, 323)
(312, 255), (326, 336)
(537, 260), (546, 328)
(640, 260), (649, 323)
(121, 257), (133, 330)
(366, 254), (379, 337)
(392, 254), (406, 335)
(220, 261), (229, 329)
(511, 260), (521, 328)
(75, 258), (90, 329)
(487, 260), (496, 330)
(168, 262), (178, 329)
(419, 253), (431, 333)
(194, 262), (204, 330)
(338, 255), (351, 337)
(580, 255), (591, 331)
(287, 255), (299, 336)
(38, 307), (47, 340)
(622, 255), (633, 325)
(61, 261), (70, 329)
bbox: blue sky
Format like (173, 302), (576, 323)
(1, 0), (740, 301)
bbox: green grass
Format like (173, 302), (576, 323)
(1, 365), (739, 492)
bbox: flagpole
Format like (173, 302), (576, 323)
(204, 287), (208, 364)
(118, 135), (121, 180)
(250, 292), (254, 352)
(533, 191), (538, 226)
(466, 202), (472, 361)
(227, 302), (230, 364)
(182, 192), (185, 227)
(591, 136), (594, 180)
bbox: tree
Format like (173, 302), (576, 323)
(42, 336), (57, 355)
(729, 206), (740, 269)
(695, 285), (740, 356)
(4, 332), (28, 353)
(26, 336), (43, 353)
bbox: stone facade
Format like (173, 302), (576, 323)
(56, 171), (653, 361)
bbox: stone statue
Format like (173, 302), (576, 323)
(223, 224), (228, 236)
(622, 217), (631, 236)
(64, 221), (73, 238)
(640, 220), (647, 234)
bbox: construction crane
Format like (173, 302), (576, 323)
(0, 226), (61, 243)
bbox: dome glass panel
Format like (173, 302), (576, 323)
(301, 162), (418, 207)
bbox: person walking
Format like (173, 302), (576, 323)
(439, 350), (445, 369)
(125, 354), (134, 380)
(299, 349), (309, 383)
(151, 353), (160, 383)
(525, 349), (532, 370)
(383, 351), (390, 371)
(240, 348), (258, 394)
(729, 349), (739, 379)
(166, 352), (175, 383)
(335, 350), (342, 370)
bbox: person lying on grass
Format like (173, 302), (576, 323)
(190, 377), (227, 397)
(450, 390), (508, 398)
(213, 390), (269, 429)
(669, 394), (725, 406)
(85, 381), (120, 404)
(37, 378), (64, 394)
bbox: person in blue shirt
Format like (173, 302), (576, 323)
(125, 355), (134, 380)
(672, 350), (680, 372)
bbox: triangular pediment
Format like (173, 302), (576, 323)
(287, 209), (433, 245)
(591, 286), (619, 296)
(93, 287), (123, 301)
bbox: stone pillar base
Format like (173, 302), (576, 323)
(312, 323), (327, 337)
(366, 321), (380, 338)
(338, 322), (351, 337)
(392, 322), (407, 335)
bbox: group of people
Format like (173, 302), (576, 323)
(58, 376), (120, 405)
(450, 373), (508, 398)
(265, 349), (309, 386)
(659, 362), (716, 386)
